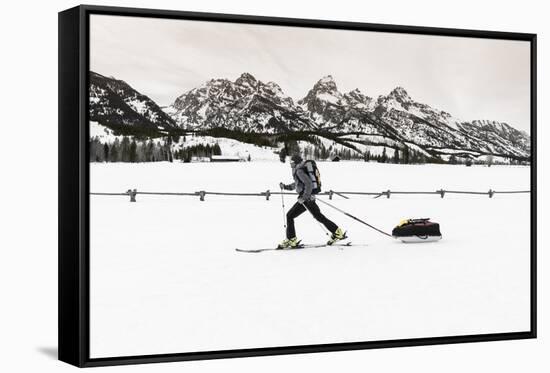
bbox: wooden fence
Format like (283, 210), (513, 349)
(90, 189), (530, 202)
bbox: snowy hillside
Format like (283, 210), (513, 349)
(90, 121), (280, 162)
(90, 121), (122, 142)
(89, 72), (177, 134)
(373, 87), (530, 158)
(174, 134), (280, 161)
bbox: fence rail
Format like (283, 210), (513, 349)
(90, 188), (530, 202)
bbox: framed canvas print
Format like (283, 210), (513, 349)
(58, 5), (537, 367)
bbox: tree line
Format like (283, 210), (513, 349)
(281, 141), (436, 164)
(173, 143), (222, 162)
(90, 136), (227, 163)
(91, 135), (522, 165)
(90, 136), (173, 162)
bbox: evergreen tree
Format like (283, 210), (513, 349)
(103, 143), (109, 162)
(313, 146), (320, 160)
(155, 141), (163, 161)
(285, 140), (300, 158)
(320, 145), (328, 160)
(89, 138), (100, 162)
(121, 137), (130, 162)
(110, 139), (120, 162)
(402, 146), (410, 164)
(421, 151), (427, 164)
(129, 139), (137, 162)
(145, 140), (154, 162)
(380, 147), (387, 163)
(279, 148), (287, 163)
(410, 150), (418, 164)
(166, 137), (174, 162)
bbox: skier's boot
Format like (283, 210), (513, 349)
(277, 237), (301, 249)
(327, 228), (347, 245)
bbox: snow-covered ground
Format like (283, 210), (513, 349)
(89, 162), (531, 358)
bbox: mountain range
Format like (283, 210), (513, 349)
(89, 71), (531, 161)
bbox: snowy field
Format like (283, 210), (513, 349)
(89, 162), (531, 358)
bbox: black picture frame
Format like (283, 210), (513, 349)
(58, 4), (537, 368)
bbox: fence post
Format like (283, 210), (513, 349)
(386, 189), (391, 199)
(438, 189), (445, 198)
(329, 190), (334, 200)
(199, 191), (206, 201)
(488, 189), (494, 198)
(265, 190), (271, 201)
(127, 189), (137, 202)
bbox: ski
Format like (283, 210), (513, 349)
(235, 241), (364, 253)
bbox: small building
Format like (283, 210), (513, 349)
(210, 155), (241, 162)
(191, 156), (211, 163)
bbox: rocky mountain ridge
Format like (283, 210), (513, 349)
(89, 71), (531, 161)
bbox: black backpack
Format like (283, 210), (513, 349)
(392, 218), (441, 239)
(301, 160), (322, 194)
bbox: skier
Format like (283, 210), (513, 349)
(278, 154), (346, 249)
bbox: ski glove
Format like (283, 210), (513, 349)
(280, 182), (294, 191)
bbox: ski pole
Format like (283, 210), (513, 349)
(280, 185), (287, 229)
(316, 198), (394, 238)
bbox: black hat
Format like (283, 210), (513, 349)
(290, 154), (303, 164)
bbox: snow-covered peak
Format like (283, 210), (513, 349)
(388, 86), (412, 103)
(262, 81), (292, 104)
(265, 81), (283, 92)
(312, 75), (338, 92)
(319, 75), (335, 83)
(205, 78), (231, 89)
(297, 75), (343, 108)
(165, 72), (305, 132)
(235, 72), (258, 88)
(344, 88), (373, 108)
(375, 86), (418, 113)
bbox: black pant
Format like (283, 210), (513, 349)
(286, 200), (338, 239)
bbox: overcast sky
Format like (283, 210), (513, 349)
(90, 15), (531, 133)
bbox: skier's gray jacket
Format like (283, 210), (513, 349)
(284, 161), (314, 200)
